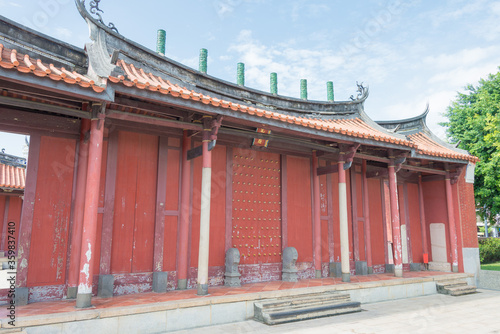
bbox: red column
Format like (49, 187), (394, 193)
(338, 159), (350, 282)
(67, 119), (91, 299)
(388, 160), (403, 277)
(445, 172), (459, 272)
(362, 160), (373, 273)
(418, 175), (429, 262)
(177, 130), (191, 289)
(76, 116), (105, 308)
(312, 151), (322, 278)
(197, 119), (213, 295)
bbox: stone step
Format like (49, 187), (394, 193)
(254, 292), (361, 325)
(436, 279), (476, 296)
(448, 285), (477, 296)
(257, 292), (351, 312)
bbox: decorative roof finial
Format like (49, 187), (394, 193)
(86, 0), (119, 33)
(350, 82), (368, 101)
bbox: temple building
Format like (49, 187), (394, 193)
(0, 1), (479, 309)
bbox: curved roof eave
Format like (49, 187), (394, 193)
(376, 104), (474, 161)
(75, 0), (368, 117)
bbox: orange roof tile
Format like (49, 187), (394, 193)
(0, 44), (105, 93)
(0, 46), (477, 162)
(0, 163), (26, 191)
(409, 132), (478, 163)
(110, 60), (415, 148)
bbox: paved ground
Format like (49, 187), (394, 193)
(173, 289), (500, 334)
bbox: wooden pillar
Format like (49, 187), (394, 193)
(362, 160), (373, 273)
(388, 159), (403, 277)
(418, 175), (429, 262)
(67, 119), (91, 299)
(445, 172), (459, 272)
(178, 130), (191, 289)
(76, 112), (105, 308)
(15, 133), (41, 305)
(312, 151), (322, 278)
(197, 117), (212, 295)
(338, 158), (350, 282)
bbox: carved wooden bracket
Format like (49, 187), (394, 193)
(202, 115), (223, 141)
(449, 166), (465, 185)
(339, 143), (360, 170)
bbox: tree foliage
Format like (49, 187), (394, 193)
(441, 69), (500, 222)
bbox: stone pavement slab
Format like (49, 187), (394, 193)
(172, 289), (500, 334)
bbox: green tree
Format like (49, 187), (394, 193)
(441, 68), (500, 223)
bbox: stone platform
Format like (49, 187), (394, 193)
(0, 272), (474, 333)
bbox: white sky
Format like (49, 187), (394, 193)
(1, 0), (500, 156)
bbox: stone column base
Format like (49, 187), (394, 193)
(355, 261), (368, 275)
(67, 286), (78, 299)
(410, 263), (422, 271)
(367, 266), (373, 274)
(152, 272), (169, 293)
(329, 262), (341, 278)
(14, 287), (28, 306)
(98, 274), (114, 298)
(177, 279), (187, 290)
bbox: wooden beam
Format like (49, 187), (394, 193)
(317, 164), (339, 176)
(0, 94), (89, 119)
(399, 164), (447, 175)
(113, 96), (189, 119)
(106, 110), (201, 131)
(422, 174), (445, 182)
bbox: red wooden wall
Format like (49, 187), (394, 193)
(286, 156), (312, 263)
(92, 139), (108, 275)
(162, 138), (181, 272)
(407, 183), (423, 263)
(422, 180), (449, 263)
(27, 136), (76, 287)
(319, 160), (329, 265)
(0, 196), (23, 252)
(367, 178), (385, 266)
(110, 131), (158, 274)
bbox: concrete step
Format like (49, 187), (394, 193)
(448, 285), (477, 296)
(254, 292), (361, 325)
(436, 279), (476, 296)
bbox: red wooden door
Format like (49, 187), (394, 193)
(110, 131), (158, 274)
(232, 148), (281, 264)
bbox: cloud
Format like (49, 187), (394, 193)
(227, 30), (403, 101)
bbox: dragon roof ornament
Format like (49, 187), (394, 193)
(75, 0), (119, 34)
(350, 82), (369, 101)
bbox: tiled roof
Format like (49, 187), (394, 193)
(0, 43), (105, 93)
(0, 45), (479, 162)
(409, 132), (478, 163)
(109, 60), (414, 147)
(0, 163), (26, 191)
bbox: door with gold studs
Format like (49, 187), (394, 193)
(231, 148), (282, 265)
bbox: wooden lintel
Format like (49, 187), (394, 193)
(0, 94), (89, 119)
(399, 164), (447, 175)
(422, 174), (445, 182)
(106, 110), (201, 131)
(367, 169), (388, 178)
(317, 164), (339, 176)
(113, 96), (189, 119)
(356, 153), (390, 163)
